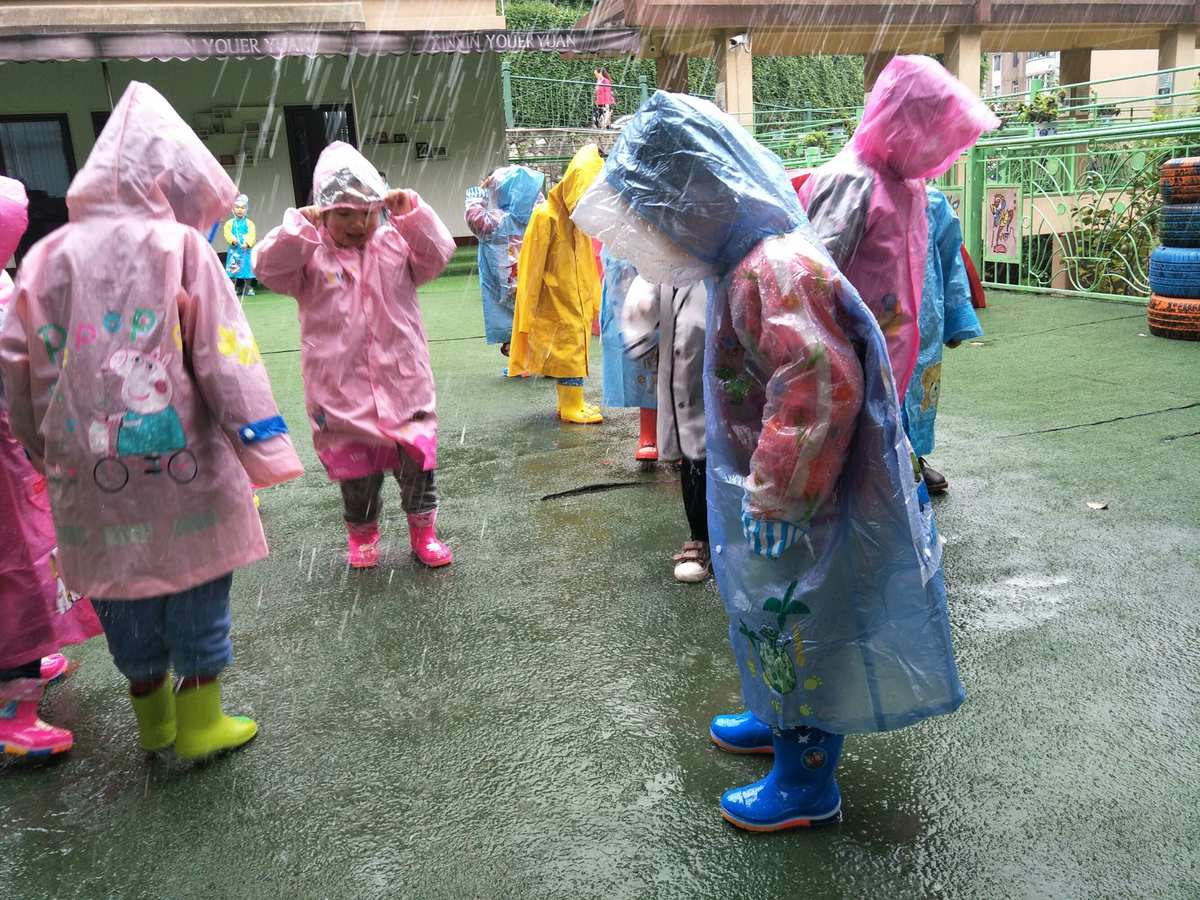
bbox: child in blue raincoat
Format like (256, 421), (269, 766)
(904, 186), (983, 493)
(574, 90), (963, 833)
(223, 194), (256, 298)
(464, 166), (544, 368)
(599, 249), (658, 461)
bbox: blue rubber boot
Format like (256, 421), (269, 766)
(720, 726), (844, 832)
(709, 710), (773, 754)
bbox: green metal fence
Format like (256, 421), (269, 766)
(965, 118), (1200, 301)
(503, 63), (649, 129)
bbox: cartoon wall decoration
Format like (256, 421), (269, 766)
(984, 185), (1022, 263)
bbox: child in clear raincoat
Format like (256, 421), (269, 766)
(599, 250), (659, 460)
(254, 141), (457, 569)
(0, 82), (304, 761)
(508, 144), (605, 424)
(575, 90), (962, 832)
(0, 175), (103, 758)
(797, 55), (998, 399)
(464, 165), (545, 369)
(904, 186), (983, 494)
(224, 194), (256, 298)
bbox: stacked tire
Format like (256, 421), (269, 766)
(1148, 157), (1200, 340)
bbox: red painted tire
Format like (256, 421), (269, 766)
(1147, 293), (1200, 341)
(1160, 158), (1200, 203)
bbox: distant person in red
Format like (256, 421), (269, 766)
(593, 68), (614, 129)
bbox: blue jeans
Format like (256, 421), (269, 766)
(92, 574), (234, 682)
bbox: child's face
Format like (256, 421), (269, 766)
(233, 204), (247, 218)
(323, 207), (377, 249)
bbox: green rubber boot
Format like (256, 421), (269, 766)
(130, 679), (176, 752)
(173, 680), (257, 761)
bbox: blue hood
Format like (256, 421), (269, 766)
(494, 165), (544, 227)
(602, 91), (805, 275)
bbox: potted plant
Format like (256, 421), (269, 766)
(1018, 91), (1063, 137)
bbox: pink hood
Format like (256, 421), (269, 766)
(68, 81), (236, 230)
(852, 56), (1000, 180)
(0, 176), (28, 266)
(311, 141), (388, 210)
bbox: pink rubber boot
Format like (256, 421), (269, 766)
(408, 510), (453, 568)
(40, 654), (71, 685)
(347, 521), (381, 569)
(0, 678), (74, 757)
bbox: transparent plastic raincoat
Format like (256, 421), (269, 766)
(464, 165), (545, 345)
(599, 250), (657, 408)
(0, 175), (101, 665)
(0, 82), (304, 599)
(255, 143), (454, 479)
(904, 188), (982, 457)
(798, 56), (998, 397)
(508, 145), (604, 379)
(575, 91), (962, 735)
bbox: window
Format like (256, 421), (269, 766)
(1012, 79), (1020, 93)
(1012, 52), (1020, 65)
(0, 114), (76, 263)
(993, 54), (1002, 70)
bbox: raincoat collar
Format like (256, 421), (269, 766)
(851, 56), (999, 181)
(66, 81), (236, 230)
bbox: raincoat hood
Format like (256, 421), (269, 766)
(574, 91), (804, 283)
(0, 176), (28, 265)
(67, 81), (236, 231)
(851, 56), (1000, 180)
(550, 144), (603, 215)
(234, 194), (249, 209)
(312, 141), (388, 209)
(493, 165), (544, 227)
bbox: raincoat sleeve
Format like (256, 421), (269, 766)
(619, 275), (660, 360)
(385, 194), (456, 288)
(243, 219), (256, 249)
(729, 240), (864, 558)
(935, 208), (982, 344)
(179, 230), (304, 487)
(223, 219), (235, 246)
(464, 188), (501, 239)
(0, 274), (44, 470)
(799, 169), (873, 271)
(252, 209), (321, 299)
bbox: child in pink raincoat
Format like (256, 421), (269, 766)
(0, 175), (103, 758)
(0, 82), (304, 761)
(797, 55), (998, 397)
(253, 141), (457, 570)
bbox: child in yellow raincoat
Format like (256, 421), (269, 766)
(507, 144), (604, 424)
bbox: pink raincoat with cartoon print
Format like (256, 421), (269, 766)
(798, 56), (997, 395)
(0, 82), (304, 600)
(253, 142), (456, 480)
(0, 175), (101, 664)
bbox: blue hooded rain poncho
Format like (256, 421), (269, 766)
(599, 249), (658, 408)
(464, 165), (545, 344)
(574, 91), (963, 735)
(903, 187), (983, 458)
(223, 193), (255, 280)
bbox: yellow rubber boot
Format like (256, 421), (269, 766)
(130, 679), (176, 752)
(556, 384), (603, 424)
(173, 680), (258, 760)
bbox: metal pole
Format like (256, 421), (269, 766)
(501, 60), (514, 129)
(101, 60), (115, 108)
(347, 53), (361, 149)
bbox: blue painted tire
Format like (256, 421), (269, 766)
(1149, 245), (1200, 297)
(1159, 203), (1200, 248)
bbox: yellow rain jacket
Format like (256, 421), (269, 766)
(508, 144), (603, 379)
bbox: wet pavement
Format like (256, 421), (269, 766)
(2, 277), (1198, 898)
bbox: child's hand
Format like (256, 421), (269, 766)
(385, 190), (415, 217)
(298, 206), (322, 227)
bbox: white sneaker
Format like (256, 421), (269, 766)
(673, 540), (710, 583)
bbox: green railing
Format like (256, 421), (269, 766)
(965, 118), (1200, 301)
